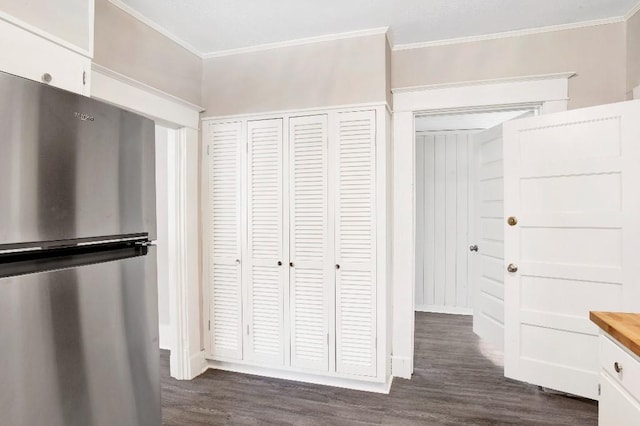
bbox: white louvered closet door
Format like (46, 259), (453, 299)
(208, 122), (243, 359)
(334, 110), (377, 377)
(246, 119), (285, 365)
(289, 115), (330, 372)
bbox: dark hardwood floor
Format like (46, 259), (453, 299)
(160, 312), (597, 425)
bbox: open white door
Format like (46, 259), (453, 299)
(471, 124), (507, 350)
(503, 100), (640, 399)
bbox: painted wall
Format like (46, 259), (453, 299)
(392, 22), (627, 109)
(0, 0), (91, 53)
(415, 133), (472, 313)
(627, 10), (640, 98)
(201, 33), (388, 117)
(93, 0), (202, 106)
(155, 125), (171, 350)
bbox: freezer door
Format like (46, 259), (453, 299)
(0, 249), (160, 426)
(0, 71), (156, 245)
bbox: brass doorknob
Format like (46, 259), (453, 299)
(508, 216), (518, 226)
(507, 264), (518, 273)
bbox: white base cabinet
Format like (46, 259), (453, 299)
(598, 334), (640, 425)
(203, 105), (392, 390)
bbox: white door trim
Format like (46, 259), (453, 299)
(391, 73), (572, 379)
(91, 66), (205, 380)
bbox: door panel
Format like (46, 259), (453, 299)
(0, 251), (160, 426)
(208, 122), (243, 360)
(246, 119), (285, 365)
(471, 124), (506, 350)
(503, 100), (640, 399)
(289, 115), (330, 371)
(334, 110), (377, 377)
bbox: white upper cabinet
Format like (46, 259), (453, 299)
(207, 122), (244, 360)
(245, 119), (285, 365)
(334, 110), (377, 377)
(0, 0), (93, 95)
(289, 115), (330, 372)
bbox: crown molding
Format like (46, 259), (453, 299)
(202, 27), (389, 59)
(391, 72), (576, 95)
(393, 16), (625, 51)
(626, 1), (640, 19)
(108, 0), (204, 58)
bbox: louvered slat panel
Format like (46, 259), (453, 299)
(335, 110), (377, 377)
(246, 119), (284, 365)
(289, 115), (329, 371)
(208, 122), (243, 359)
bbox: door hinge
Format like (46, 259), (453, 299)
(208, 320), (211, 331)
(375, 337), (378, 348)
(82, 71), (86, 86)
(598, 383), (601, 396)
(247, 324), (250, 335)
(327, 333), (329, 346)
(207, 145), (210, 155)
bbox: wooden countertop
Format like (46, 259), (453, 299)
(590, 311), (640, 358)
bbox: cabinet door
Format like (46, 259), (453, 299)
(289, 115), (330, 371)
(334, 110), (377, 377)
(245, 119), (285, 365)
(208, 122), (243, 359)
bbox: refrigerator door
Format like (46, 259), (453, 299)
(0, 249), (160, 426)
(0, 71), (156, 245)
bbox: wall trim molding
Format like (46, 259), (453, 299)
(159, 324), (172, 350)
(392, 72), (577, 95)
(91, 64), (202, 129)
(626, 1), (640, 20)
(391, 74), (571, 386)
(0, 11), (93, 58)
(201, 101), (391, 122)
(393, 17), (625, 51)
(207, 360), (392, 393)
(202, 27), (389, 59)
(107, 0), (203, 57)
(391, 356), (413, 379)
(92, 63), (204, 113)
(634, 85), (640, 100)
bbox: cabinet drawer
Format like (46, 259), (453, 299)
(599, 335), (640, 400)
(599, 373), (640, 426)
(0, 19), (90, 96)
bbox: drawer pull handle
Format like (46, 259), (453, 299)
(614, 362), (623, 373)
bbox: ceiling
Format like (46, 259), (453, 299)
(415, 110), (531, 133)
(117, 0), (638, 55)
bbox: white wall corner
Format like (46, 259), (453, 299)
(391, 356), (413, 379)
(159, 323), (172, 351)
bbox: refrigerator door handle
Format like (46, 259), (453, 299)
(134, 240), (157, 247)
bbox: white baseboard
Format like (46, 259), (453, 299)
(158, 323), (172, 350)
(415, 305), (473, 315)
(206, 359), (392, 394)
(634, 85), (640, 100)
(391, 355), (413, 379)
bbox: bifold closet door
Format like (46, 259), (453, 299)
(245, 119), (285, 365)
(208, 121), (243, 360)
(289, 115), (330, 371)
(334, 110), (377, 377)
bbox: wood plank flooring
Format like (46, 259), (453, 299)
(161, 312), (597, 425)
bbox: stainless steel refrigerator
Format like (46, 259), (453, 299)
(0, 71), (161, 425)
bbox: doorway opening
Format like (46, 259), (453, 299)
(413, 108), (536, 341)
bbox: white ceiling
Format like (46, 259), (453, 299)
(415, 110), (531, 132)
(117, 0), (638, 55)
